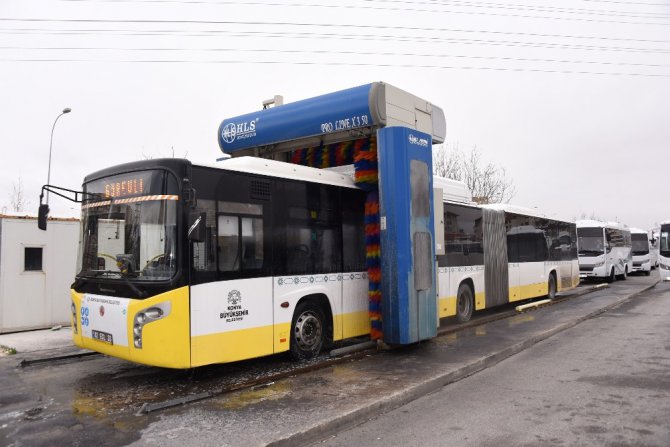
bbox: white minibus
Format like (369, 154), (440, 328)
(577, 220), (632, 282)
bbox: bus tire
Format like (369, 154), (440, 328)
(617, 266), (628, 281)
(547, 273), (557, 300)
(290, 301), (326, 361)
(456, 283), (474, 323)
(606, 267), (615, 283)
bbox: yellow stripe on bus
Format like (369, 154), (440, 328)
(191, 325), (275, 367)
(338, 310), (371, 340)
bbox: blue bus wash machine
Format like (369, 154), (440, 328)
(217, 82), (446, 345)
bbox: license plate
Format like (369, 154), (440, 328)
(91, 330), (114, 345)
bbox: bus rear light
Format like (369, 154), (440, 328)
(132, 303), (171, 350)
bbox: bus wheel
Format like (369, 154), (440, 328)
(606, 267), (616, 283)
(617, 267), (628, 281)
(290, 302), (325, 360)
(456, 283), (474, 323)
(547, 273), (557, 300)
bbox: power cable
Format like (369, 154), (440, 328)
(2, 45), (668, 68)
(2, 57), (668, 77)
(3, 3), (670, 26)
(2, 27), (668, 55)
(2, 18), (670, 40)
(57, 0), (670, 19)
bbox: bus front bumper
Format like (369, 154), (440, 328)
(579, 264), (607, 279)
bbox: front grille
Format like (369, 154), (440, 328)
(580, 265), (594, 272)
(633, 262), (642, 267)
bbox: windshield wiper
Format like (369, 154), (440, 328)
(88, 270), (123, 278)
(79, 271), (146, 298)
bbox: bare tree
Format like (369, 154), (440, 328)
(433, 144), (515, 204)
(9, 177), (28, 212)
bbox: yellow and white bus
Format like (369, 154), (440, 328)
(435, 177), (580, 322)
(49, 157), (579, 369)
(65, 157), (371, 368)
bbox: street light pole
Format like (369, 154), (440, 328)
(46, 107), (71, 204)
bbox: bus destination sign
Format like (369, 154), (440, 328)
(88, 171), (155, 199)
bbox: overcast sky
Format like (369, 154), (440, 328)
(1, 0), (669, 231)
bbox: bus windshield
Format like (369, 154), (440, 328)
(577, 227), (604, 255)
(77, 170), (179, 281)
(661, 224), (670, 258)
(631, 233), (649, 255)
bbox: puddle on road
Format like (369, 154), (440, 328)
(211, 382), (292, 410)
(508, 314), (536, 327)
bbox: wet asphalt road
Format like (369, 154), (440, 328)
(315, 274), (670, 446)
(0, 273), (664, 446)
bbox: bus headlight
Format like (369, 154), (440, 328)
(132, 303), (171, 349)
(660, 262), (670, 270)
(71, 301), (78, 335)
(593, 260), (605, 268)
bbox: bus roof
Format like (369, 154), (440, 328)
(202, 156), (358, 189)
(482, 203), (573, 224)
(629, 227), (648, 235)
(576, 219), (630, 231)
(433, 176), (473, 204)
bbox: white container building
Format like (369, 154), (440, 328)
(0, 214), (79, 333)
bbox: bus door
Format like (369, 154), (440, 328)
(341, 188), (369, 339)
(505, 214), (522, 302)
(273, 180), (344, 345)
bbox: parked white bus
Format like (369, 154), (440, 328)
(630, 227), (652, 276)
(577, 220), (632, 282)
(649, 227), (660, 269)
(659, 221), (670, 281)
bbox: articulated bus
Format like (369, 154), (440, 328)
(576, 220), (632, 282)
(436, 177), (579, 322)
(630, 227), (652, 276)
(659, 221), (670, 281)
(53, 157), (579, 369)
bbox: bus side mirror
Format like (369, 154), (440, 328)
(38, 204), (50, 231)
(188, 211), (206, 242)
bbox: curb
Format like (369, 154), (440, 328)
(268, 279), (661, 447)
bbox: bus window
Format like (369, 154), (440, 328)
(342, 189), (366, 272)
(192, 199), (217, 273)
(283, 182), (341, 275)
(440, 203), (484, 267)
(218, 215), (240, 271)
(218, 201), (264, 273)
(506, 215), (548, 263)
